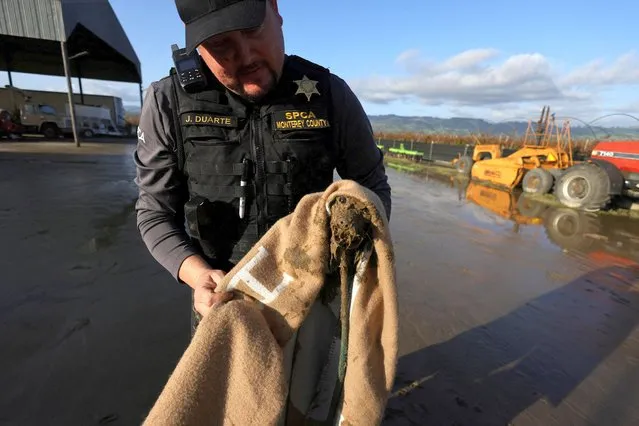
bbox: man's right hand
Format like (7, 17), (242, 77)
(179, 255), (235, 316)
(193, 269), (234, 316)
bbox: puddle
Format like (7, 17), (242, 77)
(86, 199), (137, 252)
(456, 180), (639, 268)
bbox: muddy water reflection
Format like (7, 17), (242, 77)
(385, 171), (639, 425)
(459, 179), (639, 269)
(429, 173), (639, 268)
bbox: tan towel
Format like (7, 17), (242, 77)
(143, 179), (398, 425)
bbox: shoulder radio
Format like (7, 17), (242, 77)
(171, 44), (209, 93)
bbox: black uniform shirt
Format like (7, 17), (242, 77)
(133, 66), (392, 281)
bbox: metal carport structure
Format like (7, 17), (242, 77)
(0, 0), (142, 146)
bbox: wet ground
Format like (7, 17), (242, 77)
(1, 144), (638, 425)
(0, 141), (191, 425)
(385, 171), (639, 426)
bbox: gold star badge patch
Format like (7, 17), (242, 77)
(293, 75), (320, 101)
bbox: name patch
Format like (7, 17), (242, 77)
(273, 110), (330, 130)
(182, 113), (238, 127)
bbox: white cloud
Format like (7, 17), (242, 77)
(395, 48), (500, 75)
(442, 48), (500, 71)
(395, 49), (421, 67)
(350, 49), (639, 123)
(561, 51), (639, 86)
(350, 50), (574, 107)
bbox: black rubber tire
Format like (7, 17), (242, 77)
(548, 168), (564, 180)
(456, 155), (474, 176)
(554, 164), (611, 212)
(41, 124), (58, 139)
(522, 168), (554, 194)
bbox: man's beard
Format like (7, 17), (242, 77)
(234, 64), (279, 103)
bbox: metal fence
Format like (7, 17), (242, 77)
(376, 139), (517, 165)
(376, 138), (597, 165)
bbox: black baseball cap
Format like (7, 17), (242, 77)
(175, 0), (267, 53)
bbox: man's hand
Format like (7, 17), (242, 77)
(193, 269), (234, 317)
(179, 255), (235, 316)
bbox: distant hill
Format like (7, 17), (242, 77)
(124, 106), (141, 115)
(368, 114), (639, 140)
(121, 107), (638, 140)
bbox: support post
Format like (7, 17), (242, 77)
(77, 62), (84, 104)
(4, 48), (13, 86)
(4, 49), (17, 119)
(61, 40), (80, 147)
(139, 83), (144, 108)
(78, 77), (84, 104)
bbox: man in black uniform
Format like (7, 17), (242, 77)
(134, 0), (391, 327)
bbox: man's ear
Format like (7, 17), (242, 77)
(269, 0), (283, 25)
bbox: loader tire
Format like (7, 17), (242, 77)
(456, 155), (474, 176)
(548, 168), (564, 180)
(517, 194), (549, 218)
(554, 164), (611, 212)
(544, 208), (600, 252)
(523, 168), (554, 195)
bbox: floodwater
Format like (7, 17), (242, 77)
(385, 169), (639, 426)
(0, 145), (638, 425)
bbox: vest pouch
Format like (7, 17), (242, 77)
(274, 129), (329, 144)
(184, 195), (241, 261)
(182, 120), (241, 146)
(267, 109), (335, 210)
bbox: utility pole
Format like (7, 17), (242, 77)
(60, 40), (80, 147)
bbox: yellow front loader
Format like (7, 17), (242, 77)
(470, 106), (576, 194)
(453, 144), (503, 175)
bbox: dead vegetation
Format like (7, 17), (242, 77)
(375, 131), (596, 155)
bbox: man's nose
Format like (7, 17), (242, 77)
(235, 38), (255, 66)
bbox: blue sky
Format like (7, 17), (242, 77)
(2, 0), (638, 126)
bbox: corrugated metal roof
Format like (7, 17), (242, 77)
(0, 0), (142, 83)
(0, 0), (64, 41)
(60, 0), (140, 73)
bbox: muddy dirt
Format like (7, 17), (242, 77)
(329, 196), (372, 256)
(1, 146), (639, 425)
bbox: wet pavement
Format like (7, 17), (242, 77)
(0, 143), (191, 425)
(1, 145), (638, 425)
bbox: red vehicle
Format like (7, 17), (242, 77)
(0, 109), (24, 139)
(553, 140), (639, 211)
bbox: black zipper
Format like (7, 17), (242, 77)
(250, 108), (266, 235)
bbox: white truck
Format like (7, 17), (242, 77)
(0, 85), (126, 139)
(63, 103), (124, 138)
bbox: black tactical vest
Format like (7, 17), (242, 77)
(169, 55), (337, 269)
